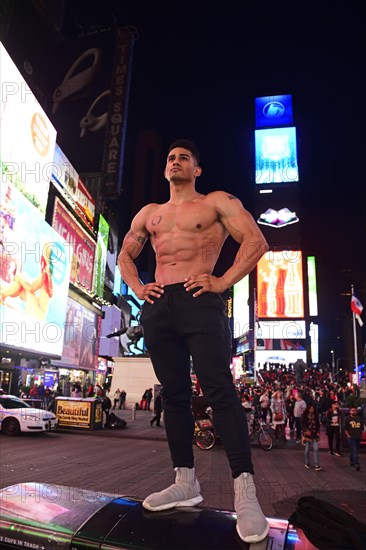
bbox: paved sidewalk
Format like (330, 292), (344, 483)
(56, 408), (337, 451)
(2, 407), (365, 528)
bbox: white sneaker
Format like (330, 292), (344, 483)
(234, 472), (270, 543)
(142, 467), (203, 511)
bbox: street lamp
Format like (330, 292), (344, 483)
(331, 350), (335, 379)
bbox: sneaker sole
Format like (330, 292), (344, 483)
(142, 494), (203, 511)
(236, 520), (270, 543)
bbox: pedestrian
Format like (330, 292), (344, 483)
(150, 391), (163, 427)
(344, 406), (364, 471)
(140, 389), (149, 410)
(71, 384), (82, 397)
(271, 390), (286, 441)
(112, 388), (121, 409)
(119, 389), (127, 409)
(146, 388), (153, 411)
(294, 391), (307, 443)
(101, 392), (112, 428)
(301, 404), (322, 471)
(325, 401), (342, 456)
(259, 388), (270, 424)
(118, 139), (269, 543)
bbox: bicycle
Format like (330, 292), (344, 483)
(194, 407), (217, 450)
(194, 417), (216, 450)
(248, 409), (273, 451)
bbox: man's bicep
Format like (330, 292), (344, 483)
(221, 202), (264, 245)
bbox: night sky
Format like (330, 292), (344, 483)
(6, 0), (366, 363)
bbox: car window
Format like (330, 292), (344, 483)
(0, 397), (32, 409)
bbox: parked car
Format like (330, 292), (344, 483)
(0, 394), (58, 436)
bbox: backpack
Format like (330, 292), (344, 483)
(288, 496), (366, 549)
(106, 412), (127, 429)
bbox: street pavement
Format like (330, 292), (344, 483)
(1, 408), (365, 528)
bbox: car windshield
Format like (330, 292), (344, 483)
(0, 397), (32, 409)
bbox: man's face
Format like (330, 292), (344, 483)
(164, 147), (201, 183)
(350, 408), (358, 416)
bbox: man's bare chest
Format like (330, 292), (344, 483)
(146, 203), (219, 236)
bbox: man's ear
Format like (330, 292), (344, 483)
(194, 166), (202, 177)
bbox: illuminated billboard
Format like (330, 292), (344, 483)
(233, 275), (249, 338)
(53, 296), (100, 370)
(51, 144), (96, 231)
(255, 187), (301, 247)
(255, 127), (299, 184)
(93, 214), (109, 297)
(255, 94), (294, 128)
(0, 42), (57, 215)
(52, 197), (96, 293)
(307, 256), (318, 316)
(309, 322), (319, 364)
(255, 320), (306, 340)
(0, 182), (71, 356)
(257, 250), (304, 318)
(255, 349), (307, 367)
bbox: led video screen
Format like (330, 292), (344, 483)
(255, 127), (299, 184)
(255, 94), (294, 128)
(257, 251), (304, 319)
(0, 42), (57, 215)
(0, 182), (71, 356)
(255, 349), (307, 367)
(256, 339), (306, 351)
(255, 320), (306, 340)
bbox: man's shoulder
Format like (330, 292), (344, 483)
(206, 190), (239, 202)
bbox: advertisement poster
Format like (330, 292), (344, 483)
(55, 296), (99, 371)
(75, 177), (96, 230)
(52, 197), (96, 292)
(257, 251), (304, 319)
(0, 182), (71, 356)
(51, 145), (96, 232)
(56, 399), (92, 428)
(0, 42), (57, 215)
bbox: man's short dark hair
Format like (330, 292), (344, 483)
(168, 139), (200, 165)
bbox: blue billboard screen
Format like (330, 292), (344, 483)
(255, 127), (299, 184)
(255, 94), (293, 128)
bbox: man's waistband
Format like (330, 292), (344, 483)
(161, 282), (185, 291)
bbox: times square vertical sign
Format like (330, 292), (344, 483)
(101, 29), (135, 199)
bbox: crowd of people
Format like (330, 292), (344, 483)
(235, 363), (364, 472)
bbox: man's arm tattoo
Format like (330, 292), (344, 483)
(127, 230), (147, 244)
